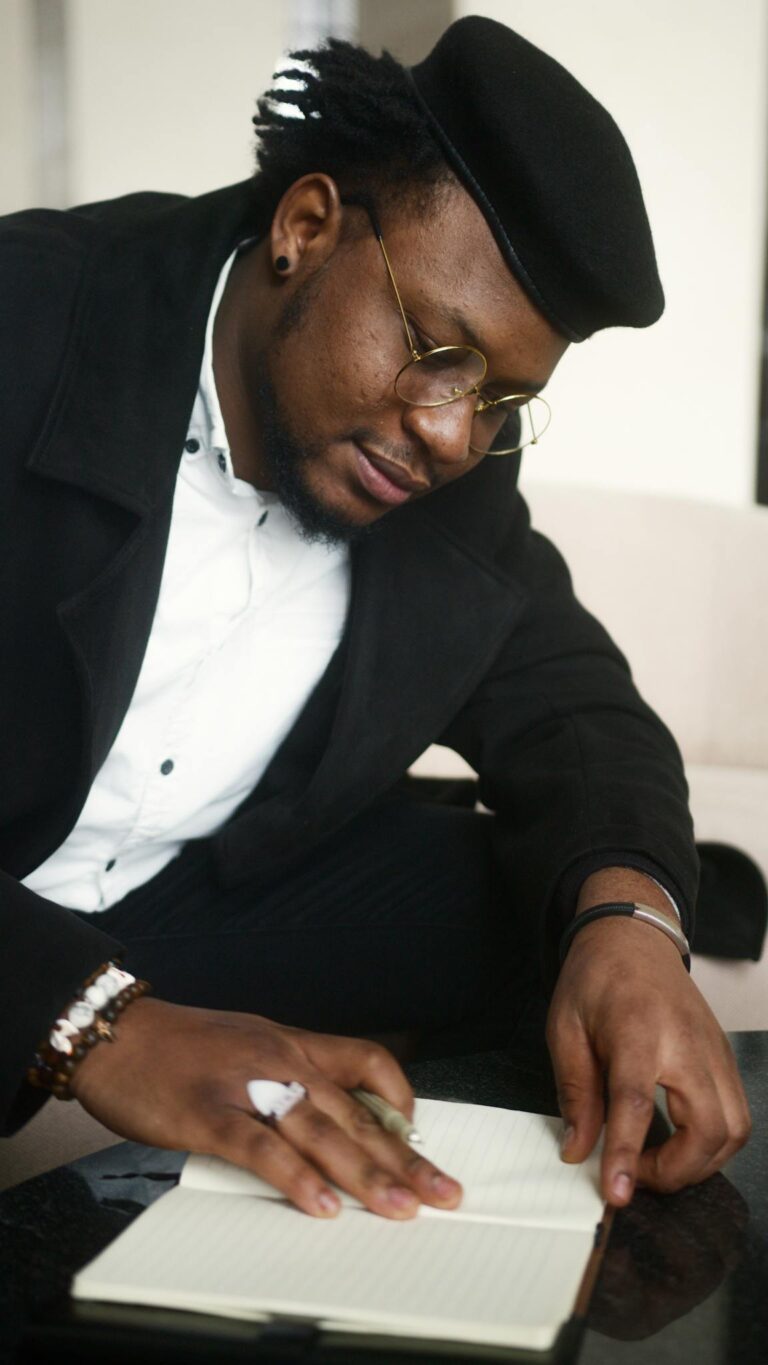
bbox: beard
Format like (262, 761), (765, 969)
(255, 363), (372, 548)
(248, 266), (375, 549)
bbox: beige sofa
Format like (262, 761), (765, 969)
(2, 481), (766, 1191)
(414, 481), (768, 1031)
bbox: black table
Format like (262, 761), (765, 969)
(2, 1033), (766, 1365)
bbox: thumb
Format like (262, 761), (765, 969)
(548, 1015), (604, 1163)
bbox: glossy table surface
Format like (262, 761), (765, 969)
(1, 1032), (766, 1365)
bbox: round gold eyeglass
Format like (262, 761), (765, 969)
(342, 196), (551, 456)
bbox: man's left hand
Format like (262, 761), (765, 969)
(546, 871), (751, 1206)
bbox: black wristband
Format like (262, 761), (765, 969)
(558, 902), (635, 965)
(559, 900), (691, 970)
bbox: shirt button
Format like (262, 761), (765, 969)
(160, 758), (174, 775)
(217, 451), (227, 473)
(105, 859), (116, 872)
(185, 437), (200, 454)
(258, 510), (268, 527)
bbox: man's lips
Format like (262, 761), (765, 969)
(353, 445), (429, 507)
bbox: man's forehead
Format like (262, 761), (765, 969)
(389, 185), (568, 384)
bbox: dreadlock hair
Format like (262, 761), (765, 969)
(251, 39), (452, 240)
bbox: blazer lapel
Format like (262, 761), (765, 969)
(217, 493), (527, 885)
(25, 183), (258, 802)
(313, 511), (526, 811)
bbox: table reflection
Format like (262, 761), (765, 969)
(590, 1173), (748, 1341)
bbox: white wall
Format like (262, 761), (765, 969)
(3, 1), (766, 504)
(66, 0), (286, 203)
(0, 0), (37, 214)
(458, 0), (768, 507)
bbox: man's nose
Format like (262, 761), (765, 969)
(401, 396), (477, 472)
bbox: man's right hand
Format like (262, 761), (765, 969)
(69, 997), (462, 1218)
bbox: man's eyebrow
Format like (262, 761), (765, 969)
(439, 304), (546, 393)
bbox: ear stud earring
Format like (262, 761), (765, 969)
(274, 255), (290, 273)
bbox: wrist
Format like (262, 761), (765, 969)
(561, 900), (691, 972)
(29, 963), (152, 1101)
(576, 867), (677, 919)
(68, 994), (158, 1102)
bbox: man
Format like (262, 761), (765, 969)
(0, 17), (749, 1220)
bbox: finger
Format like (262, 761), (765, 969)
(547, 1012), (604, 1165)
(209, 1108), (342, 1218)
(312, 1080), (462, 1209)
(279, 1096), (423, 1219)
(711, 1038), (753, 1156)
(670, 1057), (752, 1188)
(635, 1069), (731, 1194)
(301, 1033), (415, 1119)
(602, 1055), (658, 1205)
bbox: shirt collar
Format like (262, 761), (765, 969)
(188, 242), (277, 506)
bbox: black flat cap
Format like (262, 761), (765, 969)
(408, 16), (664, 341)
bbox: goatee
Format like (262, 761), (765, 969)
(255, 366), (372, 549)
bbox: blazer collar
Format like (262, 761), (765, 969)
(27, 180), (258, 513)
(16, 179), (532, 873)
(216, 476), (529, 883)
(26, 178), (523, 567)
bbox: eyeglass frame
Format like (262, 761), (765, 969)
(341, 194), (551, 456)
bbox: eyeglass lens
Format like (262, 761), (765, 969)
(395, 350), (548, 454)
(395, 346), (486, 406)
(472, 394), (549, 455)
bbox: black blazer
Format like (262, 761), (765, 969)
(0, 182), (698, 1131)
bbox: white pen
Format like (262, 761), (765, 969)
(350, 1088), (423, 1146)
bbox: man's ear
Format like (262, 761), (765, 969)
(269, 174), (343, 278)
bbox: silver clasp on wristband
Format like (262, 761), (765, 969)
(559, 901), (691, 968)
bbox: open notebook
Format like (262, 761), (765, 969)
(73, 1098), (606, 1352)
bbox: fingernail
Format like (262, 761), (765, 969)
(560, 1124), (575, 1155)
(386, 1185), (419, 1211)
(317, 1189), (340, 1214)
(430, 1173), (460, 1199)
(612, 1172), (633, 1202)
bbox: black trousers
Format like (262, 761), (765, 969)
(77, 801), (547, 1056)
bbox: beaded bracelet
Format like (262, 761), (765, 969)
(28, 961), (151, 1101)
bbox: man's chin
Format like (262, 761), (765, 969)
(255, 371), (383, 547)
(275, 466), (377, 548)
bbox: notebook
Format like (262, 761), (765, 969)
(73, 1098), (606, 1352)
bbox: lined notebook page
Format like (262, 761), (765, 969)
(74, 1186), (597, 1350)
(183, 1098), (603, 1230)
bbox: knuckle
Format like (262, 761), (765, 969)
(606, 1141), (640, 1168)
(207, 1113), (241, 1147)
(734, 1117), (752, 1147)
(246, 1124), (279, 1163)
(403, 1152), (430, 1179)
(349, 1106), (382, 1139)
(357, 1160), (386, 1190)
(558, 1078), (590, 1100)
(611, 1084), (655, 1117)
(545, 1010), (571, 1051)
(734, 1104), (753, 1143)
(726, 1118), (751, 1153)
(705, 1121), (730, 1156)
(303, 1109), (338, 1144)
(360, 1042), (392, 1074)
(556, 1078), (592, 1112)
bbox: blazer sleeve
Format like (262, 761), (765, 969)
(0, 208), (124, 1132)
(437, 493), (699, 988)
(1, 875), (124, 1134)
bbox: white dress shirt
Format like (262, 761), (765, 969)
(24, 251), (351, 912)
